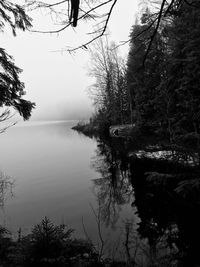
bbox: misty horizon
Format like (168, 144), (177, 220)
(30, 102), (94, 121)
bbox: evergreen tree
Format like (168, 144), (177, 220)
(0, 1), (35, 122)
(163, 2), (200, 142)
(127, 11), (164, 131)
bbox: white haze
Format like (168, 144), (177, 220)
(0, 0), (138, 121)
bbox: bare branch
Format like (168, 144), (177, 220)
(66, 0), (117, 52)
(26, 0), (195, 55)
(143, 0), (166, 65)
(27, 0), (68, 9)
(81, 216), (98, 254)
(0, 109), (17, 133)
(90, 202), (105, 261)
(29, 0), (114, 34)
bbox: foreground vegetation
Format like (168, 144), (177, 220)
(0, 217), (101, 267)
(0, 215), (178, 267)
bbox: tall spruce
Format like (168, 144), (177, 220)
(127, 11), (164, 131)
(163, 2), (200, 143)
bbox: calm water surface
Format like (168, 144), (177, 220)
(0, 121), (136, 242)
(1, 121), (198, 264)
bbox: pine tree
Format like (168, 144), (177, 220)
(157, 1), (200, 146)
(127, 11), (164, 131)
(0, 1), (35, 122)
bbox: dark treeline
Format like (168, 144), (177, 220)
(128, 2), (200, 147)
(83, 0), (200, 154)
(71, 4), (200, 264)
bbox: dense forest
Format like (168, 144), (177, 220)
(72, 2), (200, 264)
(83, 0), (200, 155)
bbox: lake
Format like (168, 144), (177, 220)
(1, 120), (200, 264)
(0, 121), (137, 247)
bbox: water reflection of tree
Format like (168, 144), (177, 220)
(130, 155), (200, 266)
(89, 133), (200, 265)
(91, 138), (133, 227)
(0, 171), (14, 208)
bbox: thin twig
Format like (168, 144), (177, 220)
(90, 203), (105, 261)
(30, 0), (114, 34)
(143, 0), (166, 66)
(67, 0), (117, 52)
(81, 216), (98, 253)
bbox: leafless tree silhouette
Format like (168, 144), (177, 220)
(25, 0), (199, 53)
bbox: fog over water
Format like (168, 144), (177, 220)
(0, 0), (138, 121)
(0, 0), (139, 258)
(0, 121), (136, 242)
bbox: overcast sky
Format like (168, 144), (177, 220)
(1, 0), (139, 121)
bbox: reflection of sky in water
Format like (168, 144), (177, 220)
(0, 121), (137, 249)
